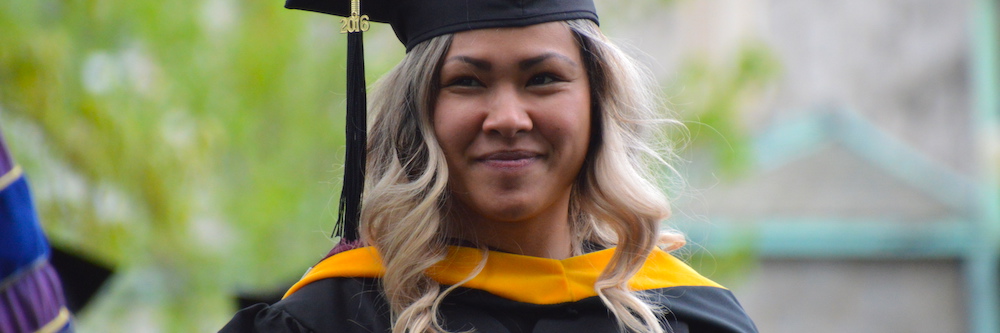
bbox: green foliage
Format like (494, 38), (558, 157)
(0, 0), (389, 330)
(670, 42), (781, 178)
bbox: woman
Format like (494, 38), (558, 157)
(222, 0), (757, 332)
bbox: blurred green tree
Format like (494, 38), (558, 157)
(670, 42), (781, 178)
(0, 0), (406, 330)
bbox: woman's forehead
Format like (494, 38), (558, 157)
(446, 22), (579, 60)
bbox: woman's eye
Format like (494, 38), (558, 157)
(527, 74), (559, 86)
(447, 77), (483, 87)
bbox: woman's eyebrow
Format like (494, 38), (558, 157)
(443, 56), (491, 70)
(520, 52), (578, 70)
(443, 52), (578, 71)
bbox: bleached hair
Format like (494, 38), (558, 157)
(361, 19), (680, 333)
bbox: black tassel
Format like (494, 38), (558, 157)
(336, 28), (366, 240)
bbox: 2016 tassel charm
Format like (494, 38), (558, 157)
(340, 0), (370, 33)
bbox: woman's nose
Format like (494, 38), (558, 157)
(482, 87), (533, 137)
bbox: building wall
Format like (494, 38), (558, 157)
(738, 259), (965, 333)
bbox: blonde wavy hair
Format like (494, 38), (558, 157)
(360, 19), (679, 333)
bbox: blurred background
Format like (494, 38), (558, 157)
(1, 0), (997, 332)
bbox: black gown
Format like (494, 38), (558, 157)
(220, 246), (757, 333)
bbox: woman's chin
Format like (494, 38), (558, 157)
(462, 202), (537, 224)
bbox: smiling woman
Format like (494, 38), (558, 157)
(435, 23), (591, 260)
(220, 1), (757, 332)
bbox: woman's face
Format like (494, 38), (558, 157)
(433, 22), (591, 227)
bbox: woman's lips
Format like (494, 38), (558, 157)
(477, 151), (540, 169)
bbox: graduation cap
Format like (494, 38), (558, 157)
(284, 0), (599, 241)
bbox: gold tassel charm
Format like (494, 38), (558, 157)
(340, 0), (370, 33)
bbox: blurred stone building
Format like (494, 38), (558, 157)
(598, 0), (1000, 332)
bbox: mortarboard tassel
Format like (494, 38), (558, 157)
(335, 0), (369, 240)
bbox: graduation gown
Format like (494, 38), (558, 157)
(220, 246), (757, 333)
(1, 167), (74, 333)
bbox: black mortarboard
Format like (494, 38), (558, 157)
(284, 0), (599, 241)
